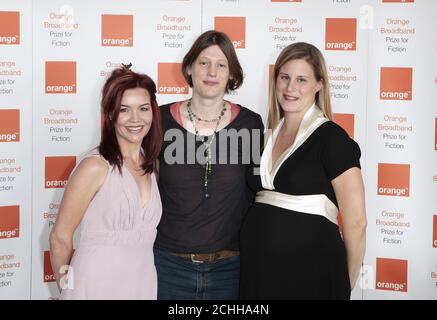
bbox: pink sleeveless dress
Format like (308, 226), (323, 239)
(60, 153), (162, 300)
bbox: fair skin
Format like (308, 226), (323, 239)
(332, 168), (367, 289)
(49, 87), (153, 291)
(272, 58), (322, 166)
(272, 58), (367, 289)
(182, 44), (232, 136)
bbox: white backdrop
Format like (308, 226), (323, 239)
(0, 0), (436, 300)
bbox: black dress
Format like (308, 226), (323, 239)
(240, 111), (361, 300)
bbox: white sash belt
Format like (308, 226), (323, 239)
(255, 190), (339, 226)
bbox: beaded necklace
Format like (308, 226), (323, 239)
(186, 99), (227, 198)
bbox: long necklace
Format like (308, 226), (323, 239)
(186, 99), (227, 198)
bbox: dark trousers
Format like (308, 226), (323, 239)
(154, 248), (240, 300)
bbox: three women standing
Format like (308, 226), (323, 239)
(50, 34), (365, 301)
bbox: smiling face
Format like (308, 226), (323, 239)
(114, 87), (153, 147)
(275, 58), (322, 119)
(188, 44), (230, 100)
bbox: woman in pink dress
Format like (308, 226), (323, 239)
(49, 65), (162, 299)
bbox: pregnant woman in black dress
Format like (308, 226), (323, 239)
(240, 42), (367, 300)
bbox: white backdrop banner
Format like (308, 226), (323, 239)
(0, 0), (435, 300)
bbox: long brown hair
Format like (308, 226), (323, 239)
(99, 66), (162, 174)
(268, 42), (332, 130)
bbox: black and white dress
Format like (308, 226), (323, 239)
(240, 105), (361, 300)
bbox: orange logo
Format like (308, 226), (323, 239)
(325, 18), (357, 51)
(380, 67), (412, 101)
(214, 17), (246, 49)
(45, 61), (77, 94)
(0, 205), (19, 239)
(44, 250), (75, 283)
(383, 0), (414, 3)
(0, 109), (20, 142)
(45, 156), (76, 189)
(43, 251), (55, 282)
(433, 215), (437, 248)
(157, 63), (188, 95)
(333, 113), (355, 139)
(101, 14), (133, 47)
(376, 257), (408, 292)
(377, 163), (410, 197)
(0, 11), (20, 45)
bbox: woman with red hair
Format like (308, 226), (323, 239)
(49, 66), (162, 299)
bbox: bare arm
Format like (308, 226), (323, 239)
(49, 156), (108, 291)
(331, 167), (367, 289)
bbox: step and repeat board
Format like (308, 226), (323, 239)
(0, 0), (436, 300)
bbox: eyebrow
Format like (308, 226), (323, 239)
(120, 103), (151, 108)
(278, 72), (310, 78)
(198, 56), (228, 62)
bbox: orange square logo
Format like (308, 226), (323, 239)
(377, 163), (410, 197)
(0, 11), (20, 45)
(333, 113), (355, 139)
(383, 0), (414, 3)
(45, 156), (76, 189)
(0, 109), (20, 142)
(325, 18), (357, 51)
(376, 257), (408, 292)
(380, 67), (412, 101)
(43, 251), (55, 282)
(44, 250), (75, 283)
(45, 61), (77, 94)
(157, 63), (188, 95)
(101, 14), (133, 47)
(433, 215), (437, 248)
(0, 205), (19, 239)
(214, 17), (246, 49)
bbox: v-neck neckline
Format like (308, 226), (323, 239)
(123, 165), (152, 209)
(270, 122), (292, 175)
(260, 105), (328, 190)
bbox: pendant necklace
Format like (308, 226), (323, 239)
(186, 99), (227, 198)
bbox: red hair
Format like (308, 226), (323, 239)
(99, 67), (162, 174)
